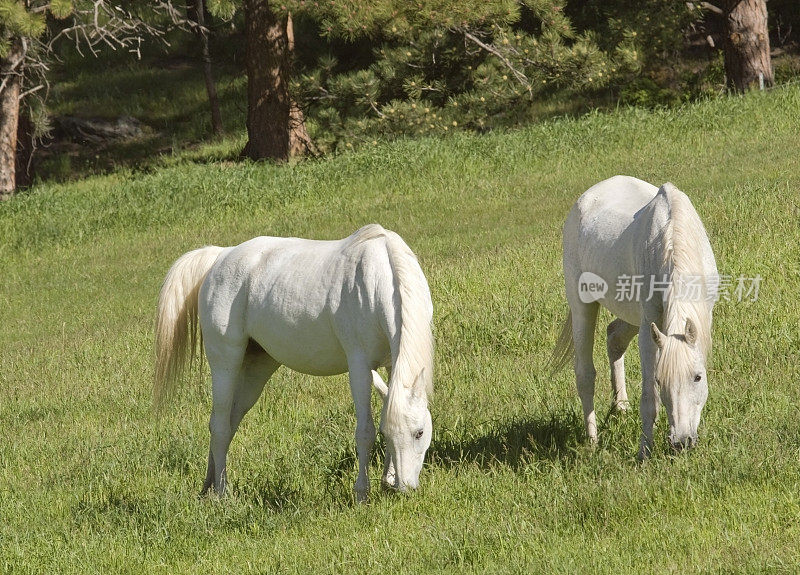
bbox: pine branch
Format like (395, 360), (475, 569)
(458, 27), (533, 98)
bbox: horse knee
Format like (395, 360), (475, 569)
(575, 365), (596, 388)
(355, 421), (376, 450)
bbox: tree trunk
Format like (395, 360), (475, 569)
(241, 0), (291, 161)
(288, 100), (313, 157)
(0, 38), (26, 200)
(15, 104), (33, 189)
(192, 0), (224, 136)
(286, 13), (315, 157)
(722, 0), (773, 92)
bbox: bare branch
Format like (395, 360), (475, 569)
(19, 84), (45, 99)
(45, 1), (191, 59)
(4, 0), (192, 145)
(700, 2), (724, 15)
(459, 28), (533, 98)
(367, 99), (386, 118)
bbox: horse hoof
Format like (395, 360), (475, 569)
(612, 400), (630, 413)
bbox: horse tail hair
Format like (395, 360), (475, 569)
(154, 245), (225, 412)
(382, 229), (434, 397)
(549, 310), (574, 374)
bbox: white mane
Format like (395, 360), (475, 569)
(350, 225), (434, 432)
(659, 183), (713, 357)
(352, 224), (434, 398)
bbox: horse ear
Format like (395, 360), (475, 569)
(650, 322), (665, 349)
(372, 371), (388, 399)
(684, 318), (697, 346)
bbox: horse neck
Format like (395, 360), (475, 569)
(659, 188), (713, 356)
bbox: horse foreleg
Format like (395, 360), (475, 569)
(606, 319), (638, 412)
(374, 368), (396, 489)
(637, 329), (660, 460)
(348, 359), (376, 502)
(572, 303), (599, 443)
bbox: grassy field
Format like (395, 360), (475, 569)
(2, 85), (800, 573)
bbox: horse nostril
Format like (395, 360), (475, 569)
(670, 435), (696, 452)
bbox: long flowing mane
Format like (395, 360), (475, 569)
(659, 184), (713, 357)
(386, 230), (434, 395)
(351, 225), (433, 428)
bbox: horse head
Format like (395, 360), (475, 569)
(651, 318), (709, 451)
(373, 369), (432, 491)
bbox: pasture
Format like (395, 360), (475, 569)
(1, 85), (799, 573)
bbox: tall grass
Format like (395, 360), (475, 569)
(1, 85), (799, 573)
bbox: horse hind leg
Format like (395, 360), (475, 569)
(202, 340), (279, 496)
(230, 341), (280, 436)
(202, 335), (247, 496)
(571, 302), (600, 443)
(606, 318), (638, 412)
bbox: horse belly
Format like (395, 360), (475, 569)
(597, 296), (642, 327)
(248, 313), (349, 376)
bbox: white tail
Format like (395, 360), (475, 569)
(154, 245), (225, 411)
(549, 310), (574, 374)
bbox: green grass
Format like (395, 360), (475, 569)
(2, 85), (800, 573)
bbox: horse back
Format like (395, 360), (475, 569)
(199, 232), (398, 376)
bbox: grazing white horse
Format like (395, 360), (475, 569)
(552, 176), (718, 458)
(154, 224), (433, 501)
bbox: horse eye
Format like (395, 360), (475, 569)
(694, 374), (702, 382)
(414, 430), (424, 440)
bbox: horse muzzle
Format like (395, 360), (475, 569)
(668, 433), (698, 452)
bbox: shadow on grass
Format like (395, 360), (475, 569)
(232, 472), (303, 513)
(316, 410), (591, 499)
(428, 410), (586, 470)
(34, 105), (236, 186)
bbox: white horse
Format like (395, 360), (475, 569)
(154, 224), (433, 501)
(552, 176), (718, 458)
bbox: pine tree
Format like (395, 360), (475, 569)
(204, 0), (641, 157)
(1, 1), (46, 198)
(283, 0), (642, 151)
(208, 0), (312, 161)
(719, 0), (773, 91)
